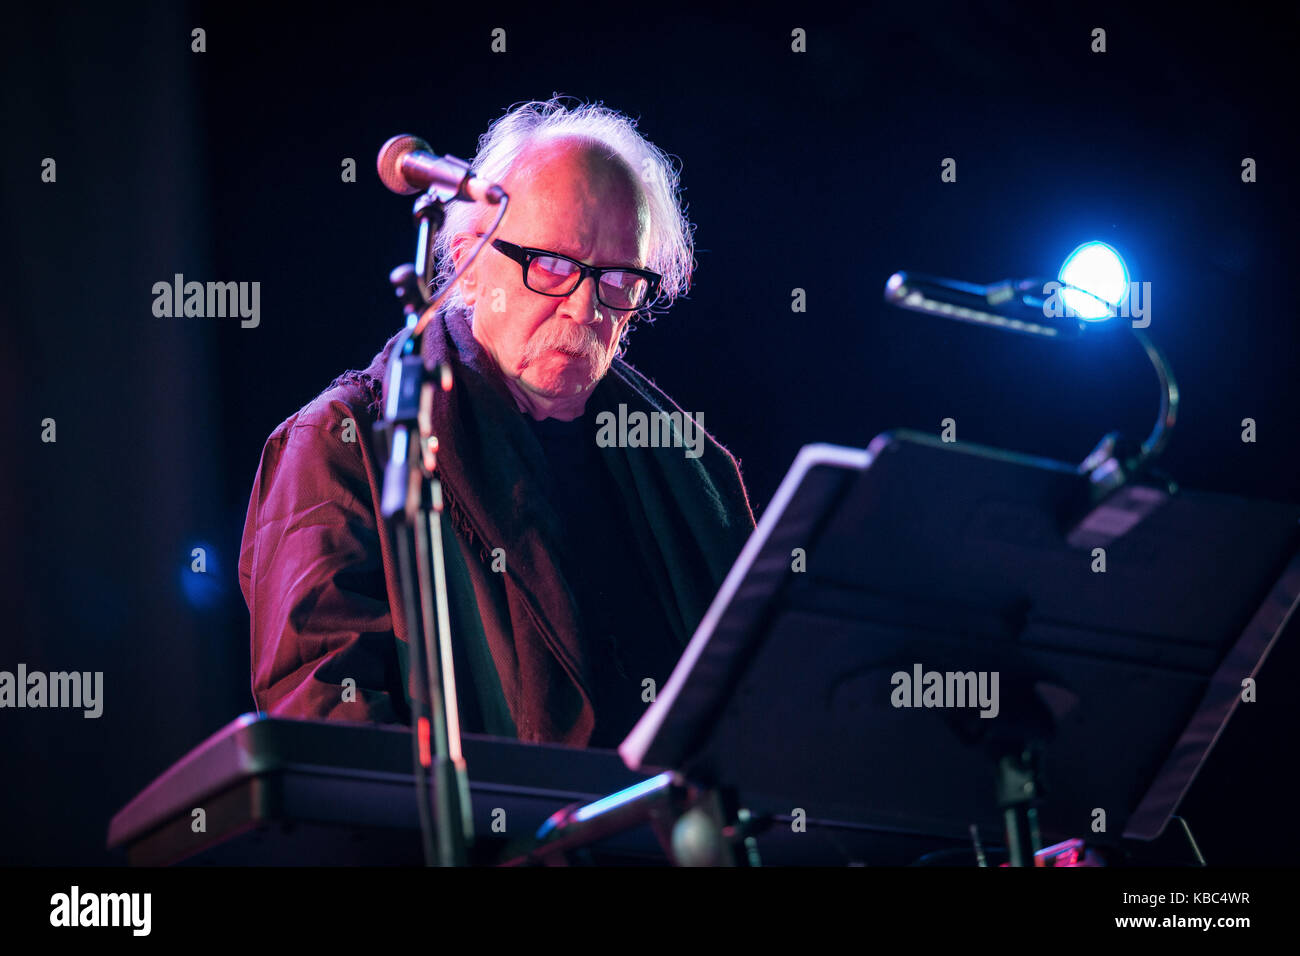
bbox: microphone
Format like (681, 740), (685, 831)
(376, 134), (506, 204)
(884, 271), (1082, 339)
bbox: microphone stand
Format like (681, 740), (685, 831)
(376, 192), (473, 867)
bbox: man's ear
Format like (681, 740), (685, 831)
(449, 233), (480, 307)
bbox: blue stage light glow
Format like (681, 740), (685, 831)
(180, 540), (225, 609)
(1059, 241), (1129, 321)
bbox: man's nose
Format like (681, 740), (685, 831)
(557, 274), (604, 325)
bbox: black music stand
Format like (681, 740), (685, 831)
(619, 431), (1300, 864)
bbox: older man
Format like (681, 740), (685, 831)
(238, 99), (754, 748)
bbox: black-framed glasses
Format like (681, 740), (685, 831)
(486, 238), (662, 312)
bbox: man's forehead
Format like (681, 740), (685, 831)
(502, 137), (648, 260)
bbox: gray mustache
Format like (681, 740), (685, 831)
(526, 334), (603, 359)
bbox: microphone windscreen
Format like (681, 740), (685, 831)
(377, 134), (431, 195)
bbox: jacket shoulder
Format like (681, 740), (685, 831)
(266, 375), (380, 444)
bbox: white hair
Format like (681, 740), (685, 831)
(433, 95), (695, 332)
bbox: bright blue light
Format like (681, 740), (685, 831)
(1058, 241), (1129, 322)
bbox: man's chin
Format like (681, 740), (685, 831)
(515, 372), (586, 401)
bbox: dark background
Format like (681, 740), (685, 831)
(1, 1), (1296, 865)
